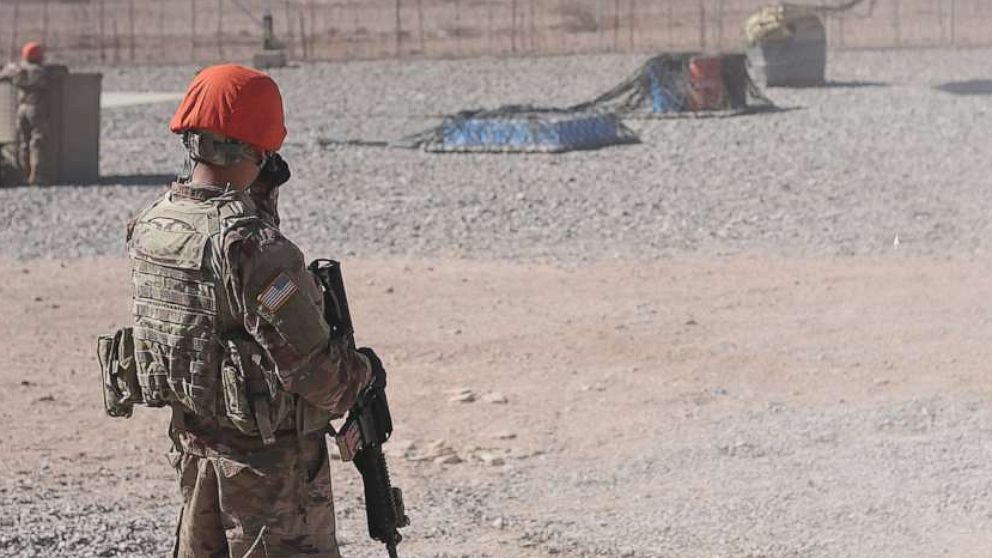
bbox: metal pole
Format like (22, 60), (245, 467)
(298, 11), (306, 59)
(190, 0), (196, 62)
(838, 9), (845, 48)
(698, 0), (705, 51)
(950, 0), (957, 46)
(112, 16), (120, 64)
(159, 0), (166, 63)
(893, 0), (900, 47)
(667, 0), (674, 48)
(612, 0), (619, 52)
(529, 0), (535, 52)
(511, 0), (517, 53)
(284, 0), (292, 57)
(394, 0), (401, 56)
(598, 0), (605, 49)
(716, 0), (723, 49)
(453, 0), (461, 55)
(129, 0), (136, 61)
(98, 0), (105, 62)
(487, 0), (494, 53)
(11, 0), (20, 63)
(417, 0), (425, 54)
(937, 0), (945, 45)
(43, 0), (50, 47)
(217, 0), (223, 59)
(628, 0), (634, 51)
(308, 0), (315, 60)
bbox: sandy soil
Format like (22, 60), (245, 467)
(4, 254), (992, 557)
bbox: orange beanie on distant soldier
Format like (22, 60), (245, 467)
(21, 42), (43, 64)
(170, 63), (286, 151)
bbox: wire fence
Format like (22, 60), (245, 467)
(2, 0), (991, 66)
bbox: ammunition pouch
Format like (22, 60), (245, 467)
(97, 327), (142, 418)
(99, 328), (334, 443)
(220, 338), (295, 445)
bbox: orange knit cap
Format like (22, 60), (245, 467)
(169, 64), (286, 151)
(21, 42), (43, 63)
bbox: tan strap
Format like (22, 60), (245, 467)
(170, 182), (229, 201)
(252, 396), (276, 445)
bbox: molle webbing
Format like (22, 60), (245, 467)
(128, 196), (226, 416)
(170, 182), (230, 202)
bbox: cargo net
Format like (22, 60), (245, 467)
(746, 1), (874, 45)
(396, 105), (640, 153)
(572, 53), (774, 118)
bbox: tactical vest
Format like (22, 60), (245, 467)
(126, 186), (300, 440)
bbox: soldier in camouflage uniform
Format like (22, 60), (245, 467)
(125, 64), (376, 557)
(0, 42), (48, 185)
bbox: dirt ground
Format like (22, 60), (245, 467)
(4, 254), (992, 557)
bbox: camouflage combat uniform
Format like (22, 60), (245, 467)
(126, 182), (372, 557)
(0, 60), (47, 184)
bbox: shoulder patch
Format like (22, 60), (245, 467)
(258, 272), (299, 313)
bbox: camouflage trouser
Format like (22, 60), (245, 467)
(171, 430), (341, 558)
(16, 103), (45, 182)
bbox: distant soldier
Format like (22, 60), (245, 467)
(0, 42), (48, 185)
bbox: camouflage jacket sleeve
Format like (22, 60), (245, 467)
(0, 63), (18, 81)
(224, 221), (372, 415)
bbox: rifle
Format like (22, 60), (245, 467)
(308, 259), (410, 558)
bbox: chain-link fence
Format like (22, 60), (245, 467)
(2, 0), (990, 65)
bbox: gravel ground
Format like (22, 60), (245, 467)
(4, 48), (992, 558)
(6, 396), (992, 558)
(3, 48), (992, 260)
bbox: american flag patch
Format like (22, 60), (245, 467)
(258, 272), (298, 313)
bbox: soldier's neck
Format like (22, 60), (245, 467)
(190, 162), (254, 191)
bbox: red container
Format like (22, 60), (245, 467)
(688, 56), (726, 111)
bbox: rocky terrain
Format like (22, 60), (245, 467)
(4, 48), (992, 261)
(3, 47), (992, 558)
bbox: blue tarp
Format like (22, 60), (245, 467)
(394, 105), (638, 153)
(437, 111), (636, 153)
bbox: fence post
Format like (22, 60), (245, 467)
(529, 0), (536, 52)
(667, 0), (674, 48)
(43, 0), (50, 47)
(698, 0), (706, 50)
(308, 0), (315, 61)
(10, 0), (19, 62)
(190, 0), (196, 62)
(511, 0), (517, 53)
(129, 0), (136, 61)
(487, 0), (494, 54)
(937, 0), (945, 45)
(112, 16), (120, 64)
(716, 0), (723, 49)
(612, 0), (619, 52)
(217, 0), (223, 59)
(892, 0), (901, 47)
(455, 0), (463, 55)
(417, 0), (425, 55)
(298, 12), (306, 59)
(628, 0), (634, 50)
(394, 0), (401, 56)
(98, 0), (105, 62)
(283, 0), (293, 58)
(950, 0), (957, 46)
